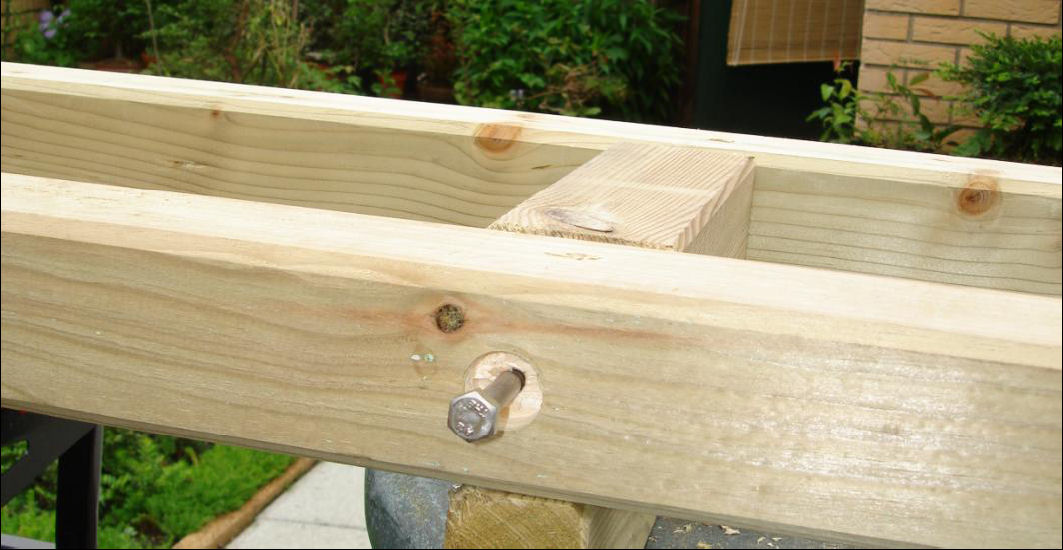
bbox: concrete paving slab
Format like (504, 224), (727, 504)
(258, 462), (367, 529)
(227, 518), (371, 549)
(226, 462), (371, 549)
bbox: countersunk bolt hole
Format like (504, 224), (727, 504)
(509, 368), (526, 389)
(505, 365), (522, 387)
(434, 304), (465, 333)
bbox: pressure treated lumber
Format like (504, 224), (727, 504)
(445, 487), (656, 549)
(3, 62), (1059, 294)
(3, 174), (1060, 547)
(0, 64), (593, 227)
(489, 142), (755, 257)
(446, 144), (754, 548)
(747, 167), (1062, 295)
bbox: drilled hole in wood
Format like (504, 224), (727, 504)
(465, 352), (542, 431)
(435, 304), (465, 333)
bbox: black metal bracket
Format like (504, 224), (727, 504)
(1, 408), (101, 549)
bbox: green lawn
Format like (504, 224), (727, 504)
(2, 429), (294, 548)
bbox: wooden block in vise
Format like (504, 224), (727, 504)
(445, 486), (656, 549)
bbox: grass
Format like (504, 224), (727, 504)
(1, 428), (294, 548)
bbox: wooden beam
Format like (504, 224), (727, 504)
(3, 62), (1059, 294)
(746, 167), (1062, 295)
(0, 63), (594, 228)
(445, 486), (655, 549)
(445, 144), (755, 548)
(3, 173), (1059, 547)
(489, 142), (755, 257)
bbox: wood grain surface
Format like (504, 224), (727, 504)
(3, 62), (1059, 293)
(490, 142), (755, 256)
(445, 487), (656, 549)
(3, 174), (1059, 547)
(447, 143), (754, 548)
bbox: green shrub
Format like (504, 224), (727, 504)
(808, 64), (960, 152)
(144, 0), (360, 93)
(2, 505), (143, 549)
(1, 0), (153, 66)
(448, 0), (682, 122)
(352, 0), (434, 71)
(806, 63), (863, 144)
(3, 6), (78, 66)
(59, 0), (154, 61)
(144, 445), (293, 539)
(330, 0), (436, 95)
(862, 71), (962, 153)
(939, 32), (1062, 164)
(2, 428), (293, 548)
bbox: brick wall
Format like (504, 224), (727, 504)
(2, 0), (50, 46)
(858, 0), (1062, 131)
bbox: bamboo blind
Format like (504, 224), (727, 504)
(727, 0), (864, 66)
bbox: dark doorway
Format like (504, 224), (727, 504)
(692, 0), (860, 140)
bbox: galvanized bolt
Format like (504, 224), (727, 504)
(447, 369), (525, 442)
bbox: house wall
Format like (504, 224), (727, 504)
(1, 0), (50, 46)
(858, 0), (1062, 132)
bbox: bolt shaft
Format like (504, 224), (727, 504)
(447, 368), (527, 442)
(480, 370), (524, 408)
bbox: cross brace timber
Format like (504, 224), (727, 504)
(1, 63), (1061, 548)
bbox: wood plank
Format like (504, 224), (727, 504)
(447, 144), (754, 548)
(489, 142), (754, 256)
(746, 167), (1062, 295)
(0, 64), (594, 228)
(3, 62), (1059, 294)
(445, 486), (655, 549)
(3, 173), (1059, 547)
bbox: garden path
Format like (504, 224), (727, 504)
(227, 462), (371, 549)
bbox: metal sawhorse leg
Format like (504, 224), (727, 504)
(1, 408), (101, 549)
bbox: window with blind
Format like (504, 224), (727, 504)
(727, 0), (865, 65)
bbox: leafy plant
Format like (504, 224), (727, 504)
(447, 0), (682, 121)
(144, 0), (360, 93)
(863, 71), (961, 153)
(939, 32), (1062, 164)
(3, 7), (77, 66)
(328, 0), (437, 97)
(806, 62), (865, 144)
(2, 0), (155, 66)
(333, 0), (428, 69)
(61, 0), (154, 61)
(809, 64), (961, 153)
(2, 429), (292, 548)
(143, 445), (292, 539)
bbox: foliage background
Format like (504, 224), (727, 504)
(2, 428), (293, 548)
(807, 33), (1061, 166)
(3, 0), (684, 121)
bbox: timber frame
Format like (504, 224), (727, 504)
(2, 62), (1061, 548)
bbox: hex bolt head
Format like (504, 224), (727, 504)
(447, 369), (524, 443)
(448, 391), (500, 442)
